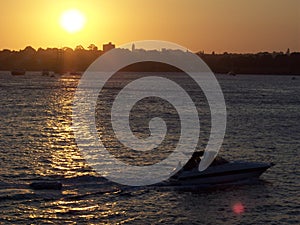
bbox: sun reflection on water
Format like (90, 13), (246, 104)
(31, 75), (93, 179)
(36, 199), (128, 223)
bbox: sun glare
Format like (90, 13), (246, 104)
(60, 9), (86, 33)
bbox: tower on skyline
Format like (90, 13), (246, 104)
(103, 42), (115, 52)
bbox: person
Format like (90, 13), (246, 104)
(183, 151), (203, 170)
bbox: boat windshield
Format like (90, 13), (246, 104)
(210, 156), (229, 166)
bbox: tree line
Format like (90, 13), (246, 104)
(0, 45), (299, 75)
(198, 50), (300, 75)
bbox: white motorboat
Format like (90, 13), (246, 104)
(166, 154), (274, 187)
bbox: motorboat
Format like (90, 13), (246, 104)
(11, 70), (25, 75)
(227, 71), (236, 76)
(42, 70), (50, 76)
(166, 154), (274, 187)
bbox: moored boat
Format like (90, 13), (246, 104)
(42, 70), (50, 76)
(11, 70), (25, 75)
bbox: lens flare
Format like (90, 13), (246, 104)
(232, 202), (245, 214)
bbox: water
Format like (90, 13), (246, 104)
(0, 72), (299, 224)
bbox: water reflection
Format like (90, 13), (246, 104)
(31, 75), (91, 178)
(1, 73), (299, 224)
(41, 199), (127, 223)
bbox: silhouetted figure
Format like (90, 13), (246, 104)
(183, 151), (203, 170)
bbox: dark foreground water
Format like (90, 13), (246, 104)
(0, 72), (299, 224)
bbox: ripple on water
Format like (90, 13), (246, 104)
(0, 73), (299, 224)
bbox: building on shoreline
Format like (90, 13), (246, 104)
(103, 42), (115, 52)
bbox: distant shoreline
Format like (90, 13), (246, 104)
(1, 71), (299, 77)
(0, 47), (299, 75)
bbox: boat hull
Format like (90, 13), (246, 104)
(168, 161), (273, 186)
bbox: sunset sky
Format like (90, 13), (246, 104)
(0, 0), (299, 53)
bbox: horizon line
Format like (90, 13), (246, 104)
(0, 46), (298, 55)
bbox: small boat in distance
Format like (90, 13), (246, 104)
(11, 70), (25, 75)
(227, 71), (236, 76)
(42, 70), (50, 76)
(41, 70), (55, 77)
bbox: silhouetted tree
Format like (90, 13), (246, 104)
(0, 46), (299, 74)
(88, 44), (98, 51)
(75, 45), (85, 51)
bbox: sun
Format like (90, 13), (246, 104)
(60, 9), (86, 33)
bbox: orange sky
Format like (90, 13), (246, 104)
(0, 0), (299, 53)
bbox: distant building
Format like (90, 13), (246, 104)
(132, 43), (135, 52)
(103, 42), (115, 52)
